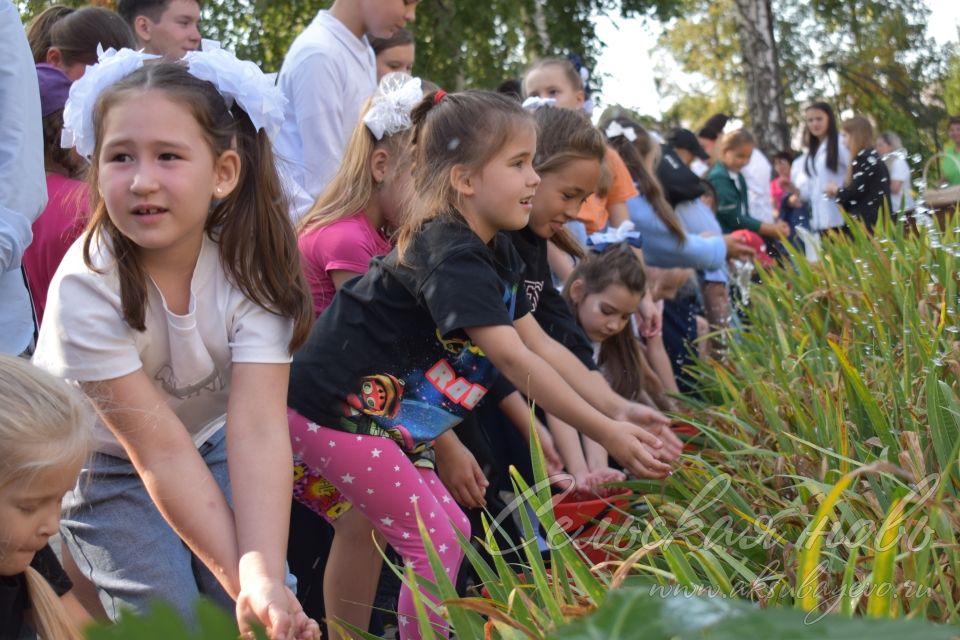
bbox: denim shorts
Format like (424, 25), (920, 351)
(60, 427), (294, 623)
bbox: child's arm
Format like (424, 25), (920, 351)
(466, 320), (674, 478)
(544, 413), (591, 481)
(81, 373), (242, 595)
(498, 391), (564, 475)
(227, 362), (311, 639)
(645, 333), (681, 396)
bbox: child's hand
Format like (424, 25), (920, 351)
(436, 438), (489, 508)
(602, 422), (673, 479)
(636, 291), (662, 337)
(613, 401), (671, 431)
(237, 579), (319, 640)
(642, 422), (684, 462)
(723, 233), (757, 260)
(824, 182), (839, 198)
(588, 467), (627, 494)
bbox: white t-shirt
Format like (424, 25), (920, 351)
(274, 10), (377, 204)
(883, 151), (914, 213)
(798, 141), (850, 230)
(33, 234), (293, 458)
(742, 148), (774, 224)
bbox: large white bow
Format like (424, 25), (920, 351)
(363, 73), (423, 140)
(184, 47), (287, 141)
(587, 220), (643, 248)
(605, 121), (637, 142)
(62, 46), (161, 158)
(521, 96), (556, 112)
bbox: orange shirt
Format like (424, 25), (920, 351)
(576, 147), (638, 234)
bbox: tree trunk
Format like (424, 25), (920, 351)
(732, 0), (789, 155)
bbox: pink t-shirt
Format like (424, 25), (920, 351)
(770, 177), (786, 213)
(24, 173), (89, 326)
(298, 211), (392, 316)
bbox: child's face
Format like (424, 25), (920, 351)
(458, 123), (540, 241)
(722, 144), (753, 173)
(139, 0), (202, 58)
(0, 463), (81, 576)
(528, 157), (601, 240)
(774, 157), (791, 178)
(523, 65), (585, 111)
(645, 265), (689, 302)
(361, 0), (418, 39)
(573, 282), (642, 343)
(97, 90), (238, 259)
(375, 43), (415, 80)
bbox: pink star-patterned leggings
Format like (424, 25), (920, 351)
(288, 409), (469, 639)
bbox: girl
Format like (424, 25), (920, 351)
(875, 131), (914, 216)
(825, 116), (891, 233)
(42, 7), (136, 80)
(800, 101), (850, 232)
(369, 28), (415, 80)
(287, 90), (676, 639)
(33, 50), (317, 639)
(708, 129), (790, 240)
(0, 355), (93, 640)
(522, 58), (637, 248)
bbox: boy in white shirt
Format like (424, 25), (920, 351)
(275, 1), (418, 211)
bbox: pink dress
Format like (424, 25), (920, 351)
(298, 211), (392, 316)
(24, 173), (89, 326)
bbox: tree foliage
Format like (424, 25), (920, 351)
(655, 0), (952, 156)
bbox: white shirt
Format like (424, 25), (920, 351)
(690, 158), (709, 178)
(798, 141), (850, 230)
(274, 10), (376, 205)
(883, 150), (915, 213)
(33, 234), (293, 458)
(742, 148), (774, 224)
(0, 1), (47, 354)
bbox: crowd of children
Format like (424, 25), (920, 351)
(0, 0), (926, 638)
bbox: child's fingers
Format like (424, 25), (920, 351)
(623, 442), (672, 479)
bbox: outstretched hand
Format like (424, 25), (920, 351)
(602, 422), (673, 479)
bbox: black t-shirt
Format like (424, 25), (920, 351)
(288, 216), (531, 451)
(507, 227), (597, 371)
(657, 144), (705, 207)
(0, 545), (72, 639)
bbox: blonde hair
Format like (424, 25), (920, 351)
(297, 97), (415, 236)
(0, 355), (92, 640)
(718, 128), (755, 155)
(842, 116), (875, 185)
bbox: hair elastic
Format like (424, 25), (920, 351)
(433, 89), (447, 105)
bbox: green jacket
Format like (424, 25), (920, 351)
(706, 162), (762, 234)
(943, 142), (960, 187)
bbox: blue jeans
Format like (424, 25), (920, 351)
(61, 428), (235, 622)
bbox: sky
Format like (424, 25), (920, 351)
(591, 0), (960, 119)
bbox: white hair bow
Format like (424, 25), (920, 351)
(521, 96), (556, 112)
(62, 46), (288, 159)
(62, 46), (161, 158)
(363, 73), (423, 140)
(586, 220), (643, 251)
(605, 121), (637, 142)
(184, 47), (287, 140)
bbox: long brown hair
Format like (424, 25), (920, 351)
(532, 107), (606, 260)
(562, 244), (649, 401)
(599, 114), (686, 243)
(48, 7), (136, 66)
(82, 61), (313, 351)
(395, 90), (535, 261)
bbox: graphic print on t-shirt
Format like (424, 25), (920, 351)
(340, 282), (520, 451)
(524, 279), (544, 312)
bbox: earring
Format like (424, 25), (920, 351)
(216, 187), (222, 194)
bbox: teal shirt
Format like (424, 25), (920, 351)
(943, 142), (960, 186)
(706, 162), (762, 234)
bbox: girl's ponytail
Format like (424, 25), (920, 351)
(25, 567), (84, 640)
